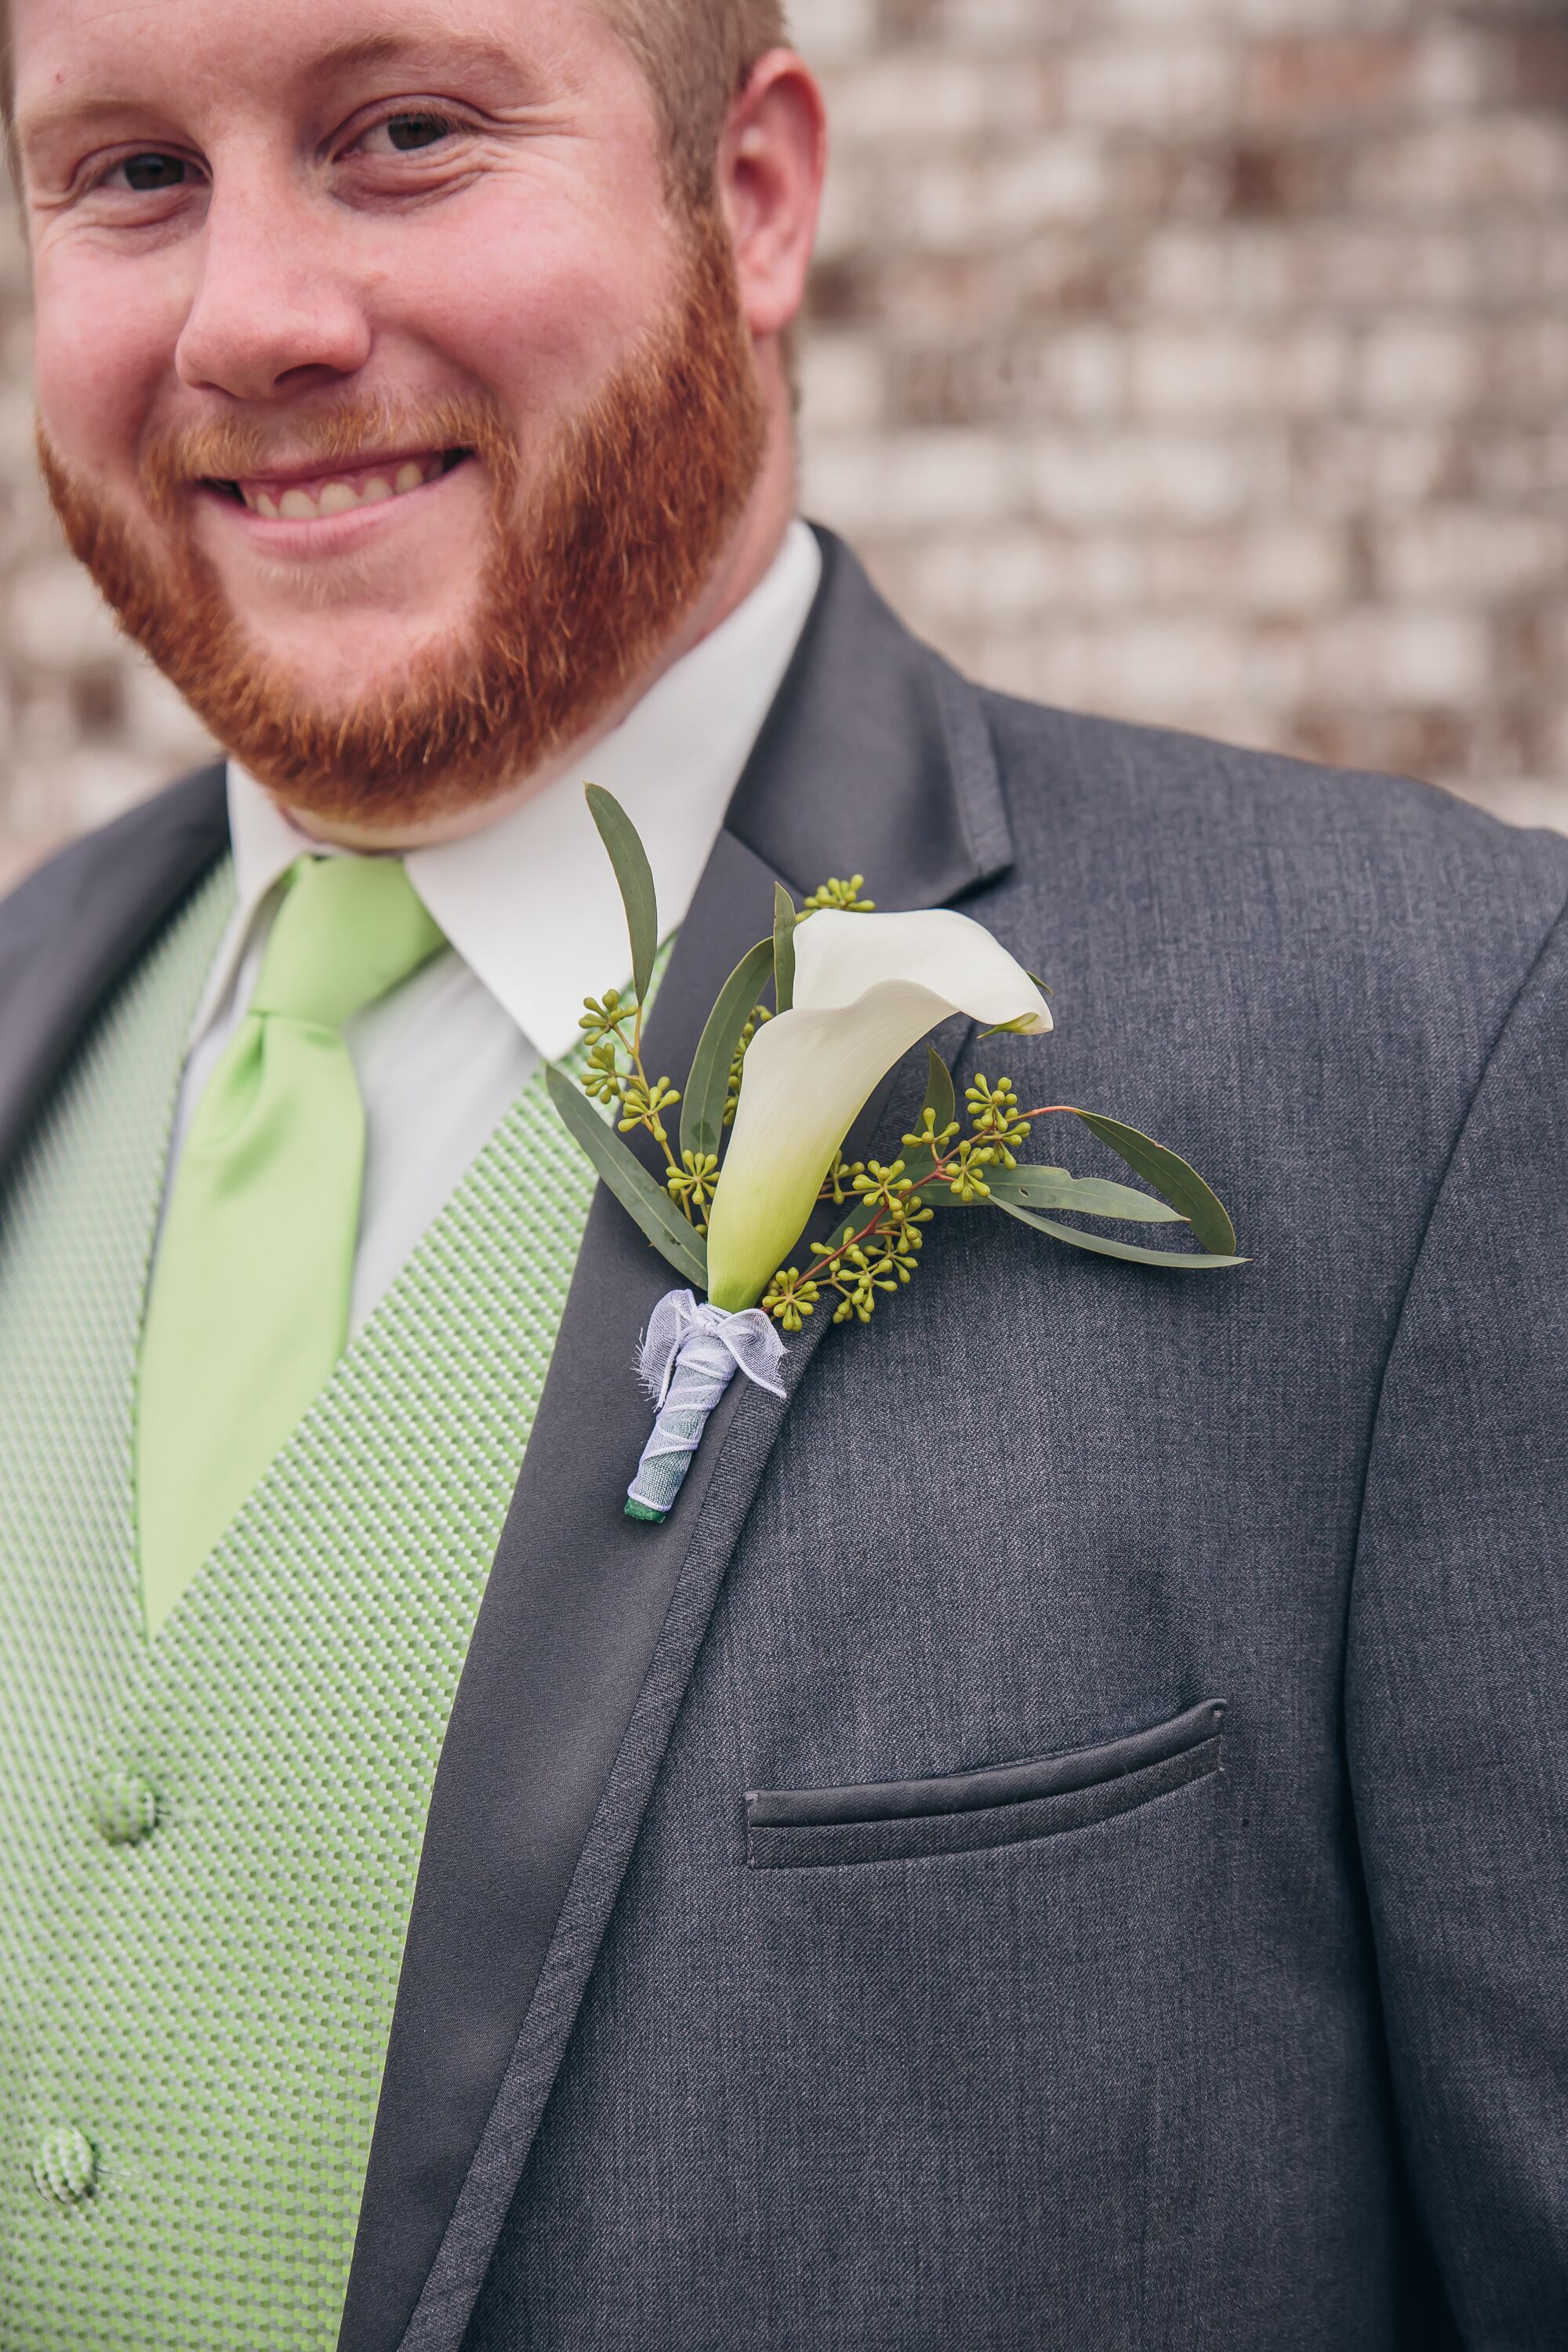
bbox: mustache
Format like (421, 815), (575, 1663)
(138, 393), (520, 516)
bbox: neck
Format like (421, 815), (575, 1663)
(285, 418), (799, 856)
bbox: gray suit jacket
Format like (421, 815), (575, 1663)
(2, 532), (1564, 2350)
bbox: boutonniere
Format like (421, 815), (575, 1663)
(548, 786), (1246, 1523)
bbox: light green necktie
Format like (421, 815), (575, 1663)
(137, 855), (446, 1635)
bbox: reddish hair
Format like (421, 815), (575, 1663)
(597, 1), (789, 201)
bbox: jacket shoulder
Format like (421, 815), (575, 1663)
(981, 691), (1568, 971)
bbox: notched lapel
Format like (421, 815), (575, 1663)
(341, 534), (1015, 2352)
(0, 766), (229, 1182)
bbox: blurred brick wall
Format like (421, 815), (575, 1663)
(0, 0), (1564, 887)
(795, 0), (1568, 835)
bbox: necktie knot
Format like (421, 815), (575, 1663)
(250, 855), (445, 1030)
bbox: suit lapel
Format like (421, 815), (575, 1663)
(342, 533), (1014, 2352)
(0, 765), (229, 1183)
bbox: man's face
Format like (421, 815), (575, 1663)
(12, 0), (767, 826)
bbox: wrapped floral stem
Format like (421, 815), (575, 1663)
(626, 1292), (786, 1523)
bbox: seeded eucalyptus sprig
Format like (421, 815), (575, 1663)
(754, 1051), (1233, 1330)
(543, 783), (1246, 1323)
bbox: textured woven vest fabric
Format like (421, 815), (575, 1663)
(0, 857), (597, 2350)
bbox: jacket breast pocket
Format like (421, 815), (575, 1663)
(744, 1697), (1225, 1869)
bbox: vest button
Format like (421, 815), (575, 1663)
(90, 1768), (158, 1846)
(33, 2125), (96, 2205)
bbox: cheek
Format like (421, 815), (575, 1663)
(31, 249), (176, 482)
(380, 191), (681, 419)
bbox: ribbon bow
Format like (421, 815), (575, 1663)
(626, 1289), (787, 1523)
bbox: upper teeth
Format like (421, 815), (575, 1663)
(243, 457), (439, 521)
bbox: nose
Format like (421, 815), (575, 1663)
(175, 172), (372, 401)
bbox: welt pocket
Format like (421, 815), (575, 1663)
(745, 1698), (1226, 1870)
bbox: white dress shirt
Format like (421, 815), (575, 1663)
(165, 520), (822, 1334)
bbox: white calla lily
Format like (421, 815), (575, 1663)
(705, 908), (1052, 1312)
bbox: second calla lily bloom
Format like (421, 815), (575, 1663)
(704, 907), (1053, 1312)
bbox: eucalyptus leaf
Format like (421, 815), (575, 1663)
(681, 936), (775, 1165)
(585, 782), (659, 1003)
(990, 1166), (1185, 1223)
(922, 1045), (957, 1138)
(773, 884), (797, 1015)
(923, 1163), (1183, 1223)
(546, 1063), (708, 1289)
(1065, 1109), (1238, 1255)
(993, 1197), (1246, 1270)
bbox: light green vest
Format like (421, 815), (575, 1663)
(0, 858), (597, 2350)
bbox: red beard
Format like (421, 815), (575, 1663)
(38, 212), (767, 834)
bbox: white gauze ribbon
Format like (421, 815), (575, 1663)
(626, 1289), (788, 1522)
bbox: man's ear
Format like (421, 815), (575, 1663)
(717, 49), (827, 343)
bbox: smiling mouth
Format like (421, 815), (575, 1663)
(207, 446), (472, 521)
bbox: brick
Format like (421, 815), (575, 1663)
(1305, 608), (1491, 706)
(121, 661), (220, 766)
(1022, 613), (1308, 720)
(819, 55), (1040, 142)
(1494, 24), (1568, 111)
(799, 333), (885, 433)
(1538, 706), (1568, 787)
(1465, 426), (1568, 499)
(895, 326), (1127, 430)
(6, 744), (174, 843)
(1241, 32), (1418, 121)
(1062, 36), (1237, 130)
(899, 529), (1140, 629)
(1135, 228), (1237, 314)
(1489, 317), (1568, 412)
(1229, 0), (1412, 28)
(1374, 509), (1568, 603)
(1123, 136), (1334, 227)
(1231, 521), (1355, 611)
(893, 140), (1109, 249)
(0, 382), (40, 478)
(1029, 428), (1272, 527)
(1414, 27), (1495, 114)
(808, 154), (870, 265)
(789, 0), (880, 67)
(1356, 319), (1483, 418)
(3, 559), (124, 673)
(931, 0), (1051, 45)
(1353, 115), (1568, 211)
(1136, 222), (1414, 316)
(1289, 421), (1463, 513)
(1127, 321), (1348, 417)
(802, 430), (1019, 534)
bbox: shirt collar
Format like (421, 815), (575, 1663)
(201, 518), (822, 1060)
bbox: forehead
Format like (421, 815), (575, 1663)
(12, 0), (620, 143)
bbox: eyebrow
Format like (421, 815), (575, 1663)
(16, 31), (532, 162)
(305, 32), (524, 82)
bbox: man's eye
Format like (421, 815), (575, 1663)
(111, 153), (189, 192)
(370, 113), (456, 154)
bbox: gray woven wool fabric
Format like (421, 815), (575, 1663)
(0, 858), (598, 2350)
